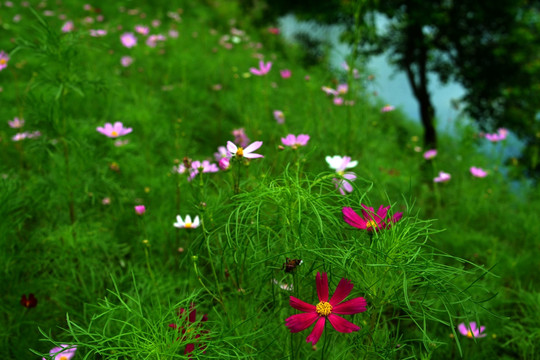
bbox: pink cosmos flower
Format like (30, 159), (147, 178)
(458, 322), (486, 338)
(327, 156), (358, 195)
(169, 304), (208, 358)
(190, 160), (219, 180)
(121, 56), (134, 67)
(42, 344), (77, 360)
(214, 146), (230, 161)
(135, 25), (149, 35)
(169, 29), (179, 38)
(281, 134), (310, 149)
(146, 34), (166, 47)
(227, 141), (263, 159)
(8, 117), (24, 128)
(423, 149), (437, 160)
(121, 32), (137, 48)
(232, 128), (250, 147)
(285, 272), (367, 345)
(134, 205), (146, 215)
(485, 128), (508, 142)
(434, 171), (451, 183)
(12, 133), (27, 141)
(249, 60), (272, 76)
(97, 122), (132, 138)
(61, 20), (74, 32)
(342, 205), (403, 232)
(0, 51), (9, 71)
(470, 166), (487, 178)
(333, 97), (344, 106)
(273, 110), (285, 124)
(89, 29), (107, 37)
(337, 84), (348, 95)
(381, 105), (395, 113)
(280, 69), (291, 78)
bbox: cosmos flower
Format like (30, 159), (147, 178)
(121, 56), (134, 67)
(121, 32), (137, 48)
(146, 34), (166, 47)
(8, 117), (24, 128)
(285, 272), (367, 345)
(89, 29), (107, 37)
(268, 27), (280, 35)
(173, 215), (200, 229)
(280, 69), (291, 78)
(0, 51), (9, 71)
(281, 134), (310, 149)
(232, 128), (250, 147)
(342, 205), (403, 232)
(249, 60), (272, 76)
(337, 84), (348, 95)
(485, 128), (508, 142)
(226, 141), (263, 159)
(135, 25), (150, 35)
(458, 322), (486, 338)
(61, 20), (74, 32)
(326, 155), (358, 195)
(214, 146), (230, 161)
(333, 97), (344, 106)
(381, 105), (395, 112)
(190, 160), (219, 180)
(134, 205), (146, 215)
(321, 86), (338, 96)
(42, 345), (77, 360)
(96, 122), (132, 138)
(423, 149), (437, 160)
(434, 171), (451, 183)
(169, 304), (209, 358)
(470, 166), (488, 178)
(273, 110), (285, 124)
(219, 157), (230, 170)
(20, 293), (37, 308)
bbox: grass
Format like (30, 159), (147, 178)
(0, 1), (539, 359)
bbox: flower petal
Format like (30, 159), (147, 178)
(458, 323), (468, 336)
(342, 207), (367, 229)
(316, 272), (329, 302)
(332, 297), (367, 314)
(226, 141), (237, 154)
(243, 153), (264, 159)
(285, 312), (319, 332)
(290, 296), (316, 312)
(306, 317), (326, 345)
(329, 278), (354, 306)
(327, 314), (360, 333)
(243, 141), (263, 154)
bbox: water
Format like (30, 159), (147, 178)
(277, 14), (524, 160)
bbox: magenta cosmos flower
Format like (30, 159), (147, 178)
(42, 344), (77, 360)
(470, 166), (487, 178)
(281, 134), (309, 149)
(285, 272), (367, 345)
(169, 304), (209, 358)
(280, 69), (291, 78)
(342, 205), (403, 232)
(97, 122), (132, 138)
(134, 205), (146, 215)
(227, 140), (263, 159)
(249, 60), (272, 76)
(458, 322), (486, 338)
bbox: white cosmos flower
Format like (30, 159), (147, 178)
(173, 214), (200, 229)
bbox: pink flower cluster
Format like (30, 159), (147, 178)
(484, 128), (508, 142)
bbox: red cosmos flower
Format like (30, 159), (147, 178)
(20, 293), (37, 308)
(285, 272), (367, 345)
(342, 205), (403, 232)
(169, 304), (208, 358)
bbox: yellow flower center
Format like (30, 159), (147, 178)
(185, 222), (192, 228)
(59, 357), (68, 360)
(236, 147), (244, 157)
(366, 220), (378, 228)
(316, 301), (332, 316)
(111, 130), (119, 137)
(467, 330), (473, 338)
(337, 170), (345, 176)
(0, 59), (6, 65)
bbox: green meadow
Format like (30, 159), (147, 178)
(1, 1), (539, 359)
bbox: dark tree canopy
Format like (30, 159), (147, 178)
(247, 0), (540, 177)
